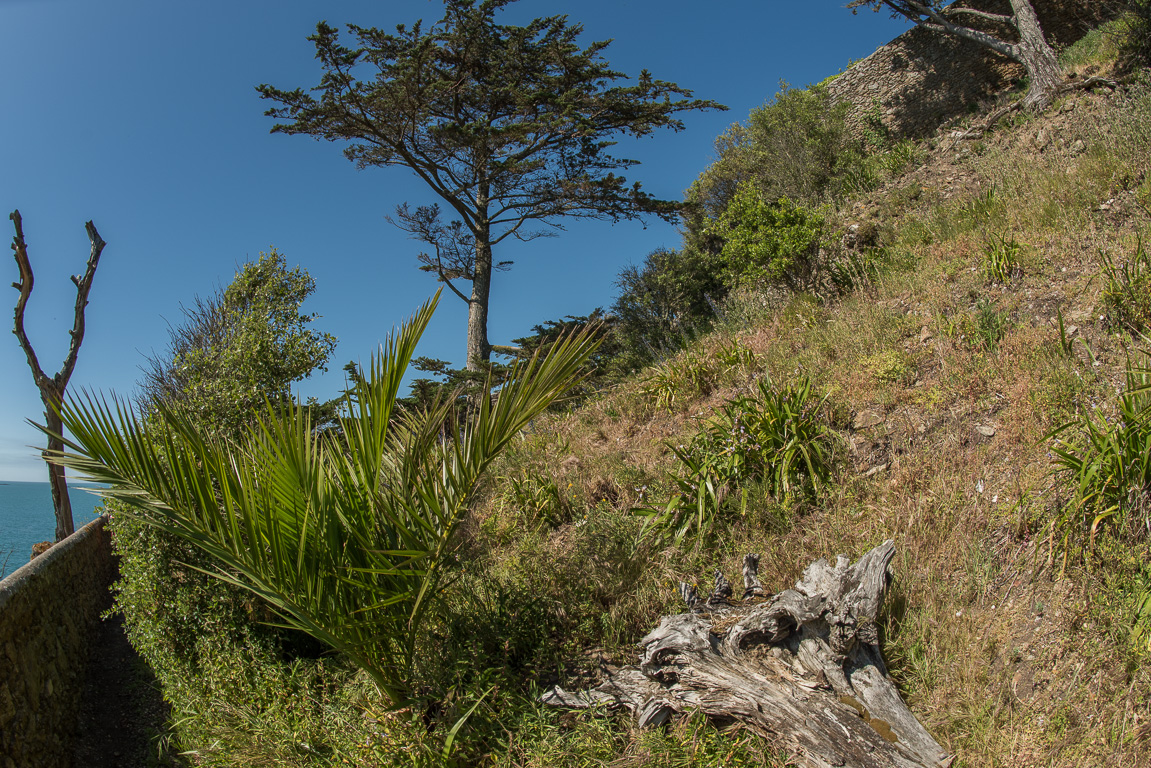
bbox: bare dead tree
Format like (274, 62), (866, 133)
(10, 210), (106, 541)
(544, 541), (951, 768)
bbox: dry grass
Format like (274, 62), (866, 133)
(463, 81), (1151, 767)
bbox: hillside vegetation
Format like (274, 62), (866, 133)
(93, 11), (1151, 767)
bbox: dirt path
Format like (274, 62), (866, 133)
(70, 612), (184, 768)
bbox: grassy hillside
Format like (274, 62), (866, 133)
(141, 16), (1151, 768)
(457, 45), (1151, 768)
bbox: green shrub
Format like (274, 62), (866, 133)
(707, 187), (826, 292)
(1120, 1), (1151, 68)
(862, 349), (912, 384)
(610, 247), (723, 372)
(639, 376), (836, 544)
(497, 470), (570, 527)
(639, 350), (723, 413)
(714, 339), (762, 380)
(1060, 16), (1126, 70)
(690, 82), (856, 220)
(876, 139), (925, 178)
(140, 250), (337, 437)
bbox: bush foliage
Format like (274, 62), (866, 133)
(639, 376), (836, 545)
(707, 187), (827, 292)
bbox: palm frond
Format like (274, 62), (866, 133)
(43, 293), (599, 705)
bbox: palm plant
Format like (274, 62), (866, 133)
(45, 295), (598, 706)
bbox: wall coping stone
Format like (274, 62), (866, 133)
(0, 514), (108, 603)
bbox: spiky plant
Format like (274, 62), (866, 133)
(45, 294), (598, 707)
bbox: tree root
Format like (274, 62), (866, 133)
(943, 75), (1120, 151)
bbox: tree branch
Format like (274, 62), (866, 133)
(59, 220), (106, 386)
(10, 210), (49, 389)
(946, 8), (1013, 25)
(423, 260), (472, 305)
(876, 0), (1019, 61)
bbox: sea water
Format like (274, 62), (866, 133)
(0, 481), (104, 580)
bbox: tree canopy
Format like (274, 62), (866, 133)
(141, 249), (336, 438)
(258, 0), (724, 368)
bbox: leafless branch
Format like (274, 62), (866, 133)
(10, 210), (106, 391)
(10, 210), (48, 389)
(947, 8), (1013, 25)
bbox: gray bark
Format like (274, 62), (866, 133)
(543, 541), (952, 768)
(466, 178), (492, 371)
(1010, 0), (1063, 111)
(467, 233), (492, 371)
(10, 210), (106, 541)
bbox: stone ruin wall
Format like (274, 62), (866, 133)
(0, 516), (116, 768)
(827, 0), (1115, 141)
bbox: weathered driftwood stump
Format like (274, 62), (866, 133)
(542, 540), (951, 768)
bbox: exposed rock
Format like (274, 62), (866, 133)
(854, 409), (886, 430)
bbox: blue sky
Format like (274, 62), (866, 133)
(0, 0), (908, 482)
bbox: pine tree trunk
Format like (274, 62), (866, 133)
(467, 232), (493, 371)
(42, 394), (75, 541)
(467, 179), (493, 372)
(1011, 0), (1063, 111)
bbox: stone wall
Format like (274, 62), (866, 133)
(827, 0), (1114, 140)
(0, 516), (116, 768)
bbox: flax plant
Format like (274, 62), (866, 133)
(639, 376), (836, 545)
(1050, 360), (1151, 543)
(44, 295), (598, 707)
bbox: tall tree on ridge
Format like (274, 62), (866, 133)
(258, 0), (724, 370)
(849, 0), (1064, 111)
(9, 210), (106, 541)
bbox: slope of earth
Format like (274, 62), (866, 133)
(466, 74), (1151, 767)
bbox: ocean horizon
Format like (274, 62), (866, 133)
(0, 481), (105, 580)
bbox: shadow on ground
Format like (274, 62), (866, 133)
(71, 612), (186, 768)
